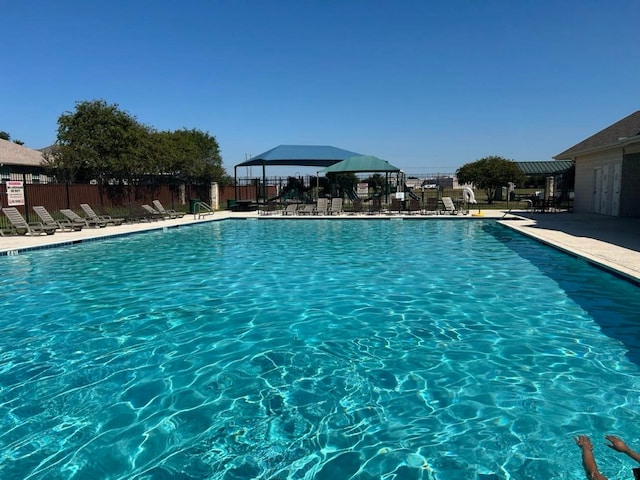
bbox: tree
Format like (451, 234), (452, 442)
(456, 156), (524, 204)
(46, 99), (231, 186)
(154, 128), (228, 185)
(0, 131), (24, 144)
(49, 99), (149, 184)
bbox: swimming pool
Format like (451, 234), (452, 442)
(1, 219), (639, 479)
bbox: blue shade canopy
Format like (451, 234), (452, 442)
(236, 145), (363, 168)
(320, 155), (401, 174)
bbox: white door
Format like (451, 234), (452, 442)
(611, 163), (621, 216)
(593, 168), (602, 214)
(601, 165), (610, 214)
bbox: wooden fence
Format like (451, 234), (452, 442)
(0, 183), (259, 223)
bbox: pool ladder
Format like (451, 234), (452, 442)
(193, 201), (215, 219)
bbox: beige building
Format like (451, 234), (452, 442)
(555, 110), (640, 217)
(0, 138), (51, 184)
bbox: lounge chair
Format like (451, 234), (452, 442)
(282, 203), (299, 215)
(80, 204), (125, 226)
(298, 204), (316, 215)
(142, 204), (168, 219)
(330, 198), (343, 215)
(2, 207), (56, 235)
(314, 198), (329, 215)
(33, 206), (83, 231)
(61, 209), (107, 228)
(152, 200), (184, 219)
(123, 203), (162, 222)
(440, 197), (458, 215)
(259, 202), (281, 216)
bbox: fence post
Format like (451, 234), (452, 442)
(210, 182), (219, 210)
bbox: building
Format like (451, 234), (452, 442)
(0, 138), (52, 184)
(555, 111), (640, 217)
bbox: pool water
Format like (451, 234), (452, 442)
(1, 219), (640, 479)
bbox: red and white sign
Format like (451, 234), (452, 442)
(6, 181), (25, 206)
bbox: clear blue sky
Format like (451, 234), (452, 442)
(2, 0), (639, 175)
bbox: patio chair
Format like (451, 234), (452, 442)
(259, 202), (281, 216)
(297, 204), (316, 215)
(282, 203), (299, 216)
(152, 200), (185, 219)
(315, 198), (329, 215)
(33, 206), (83, 231)
(80, 204), (125, 226)
(142, 204), (168, 219)
(330, 198), (343, 215)
(2, 207), (56, 235)
(61, 209), (107, 228)
(119, 203), (161, 222)
(440, 197), (458, 215)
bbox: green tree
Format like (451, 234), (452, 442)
(456, 156), (524, 204)
(46, 99), (231, 186)
(155, 128), (228, 185)
(50, 99), (149, 184)
(0, 131), (10, 141)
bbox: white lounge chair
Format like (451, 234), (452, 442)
(330, 198), (343, 215)
(315, 198), (329, 215)
(282, 203), (299, 216)
(440, 197), (458, 215)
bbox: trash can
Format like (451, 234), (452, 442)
(226, 199), (236, 210)
(189, 199), (201, 214)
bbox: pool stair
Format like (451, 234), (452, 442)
(193, 201), (215, 219)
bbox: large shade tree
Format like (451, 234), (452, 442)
(44, 99), (230, 185)
(456, 156), (524, 204)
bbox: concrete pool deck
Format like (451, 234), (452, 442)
(1, 209), (639, 284)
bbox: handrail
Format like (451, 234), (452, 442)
(193, 201), (215, 219)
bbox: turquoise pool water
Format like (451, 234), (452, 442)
(1, 219), (640, 479)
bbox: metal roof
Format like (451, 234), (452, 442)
(516, 160), (573, 175)
(236, 145), (363, 168)
(321, 155), (401, 174)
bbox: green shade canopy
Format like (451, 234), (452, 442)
(516, 160), (573, 175)
(320, 155), (401, 174)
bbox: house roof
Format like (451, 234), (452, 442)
(236, 144), (363, 168)
(0, 138), (45, 167)
(320, 155), (401, 174)
(516, 160), (573, 176)
(555, 110), (640, 159)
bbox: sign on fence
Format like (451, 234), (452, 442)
(6, 181), (24, 206)
(357, 183), (368, 197)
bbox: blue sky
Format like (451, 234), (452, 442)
(1, 0), (639, 175)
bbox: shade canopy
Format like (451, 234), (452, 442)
(236, 145), (363, 168)
(320, 155), (401, 174)
(516, 160), (573, 176)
